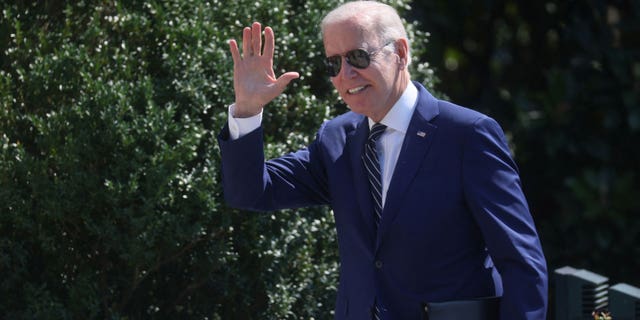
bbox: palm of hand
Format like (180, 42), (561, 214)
(229, 22), (299, 117)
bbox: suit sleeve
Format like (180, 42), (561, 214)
(217, 124), (330, 211)
(461, 116), (548, 320)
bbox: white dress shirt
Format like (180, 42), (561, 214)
(227, 82), (419, 207)
(367, 83), (418, 206)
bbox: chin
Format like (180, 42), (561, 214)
(343, 96), (370, 111)
(344, 102), (368, 116)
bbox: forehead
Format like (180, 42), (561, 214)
(322, 20), (377, 55)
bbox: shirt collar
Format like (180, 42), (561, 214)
(368, 82), (418, 134)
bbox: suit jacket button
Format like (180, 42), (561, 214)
(375, 260), (383, 269)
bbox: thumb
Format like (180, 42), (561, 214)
(274, 71), (300, 91)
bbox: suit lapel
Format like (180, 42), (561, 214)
(376, 85), (440, 250)
(347, 116), (378, 241)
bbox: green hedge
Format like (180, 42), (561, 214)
(0, 0), (434, 318)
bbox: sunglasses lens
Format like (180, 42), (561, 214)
(324, 49), (371, 77)
(346, 49), (370, 68)
(325, 56), (341, 77)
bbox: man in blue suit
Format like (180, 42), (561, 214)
(218, 1), (548, 319)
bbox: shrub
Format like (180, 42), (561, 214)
(0, 0), (434, 318)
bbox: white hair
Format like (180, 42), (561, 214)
(321, 1), (409, 49)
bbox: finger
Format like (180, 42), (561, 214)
(263, 26), (275, 61)
(229, 39), (241, 64)
(252, 22), (262, 56)
(242, 26), (251, 57)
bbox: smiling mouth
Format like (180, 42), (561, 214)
(347, 86), (368, 94)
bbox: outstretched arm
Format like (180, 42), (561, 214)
(228, 22), (300, 118)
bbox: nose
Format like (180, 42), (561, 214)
(339, 56), (357, 78)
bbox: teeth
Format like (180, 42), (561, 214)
(348, 86), (366, 94)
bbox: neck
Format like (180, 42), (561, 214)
(370, 73), (410, 123)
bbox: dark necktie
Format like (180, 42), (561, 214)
(364, 123), (387, 320)
(363, 123), (387, 228)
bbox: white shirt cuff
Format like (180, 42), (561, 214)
(228, 104), (262, 140)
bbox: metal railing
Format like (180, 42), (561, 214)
(554, 266), (640, 320)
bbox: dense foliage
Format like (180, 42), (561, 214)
(414, 0), (639, 288)
(4, 0), (636, 318)
(0, 0), (432, 318)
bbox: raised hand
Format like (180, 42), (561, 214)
(228, 22), (300, 118)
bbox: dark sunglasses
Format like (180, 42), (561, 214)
(324, 41), (394, 77)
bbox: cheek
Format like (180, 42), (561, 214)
(330, 77), (338, 87)
(331, 78), (346, 98)
(330, 77), (340, 90)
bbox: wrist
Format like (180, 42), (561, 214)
(233, 103), (262, 118)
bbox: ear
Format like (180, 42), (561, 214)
(394, 38), (410, 67)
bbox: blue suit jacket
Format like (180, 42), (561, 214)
(218, 82), (548, 319)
